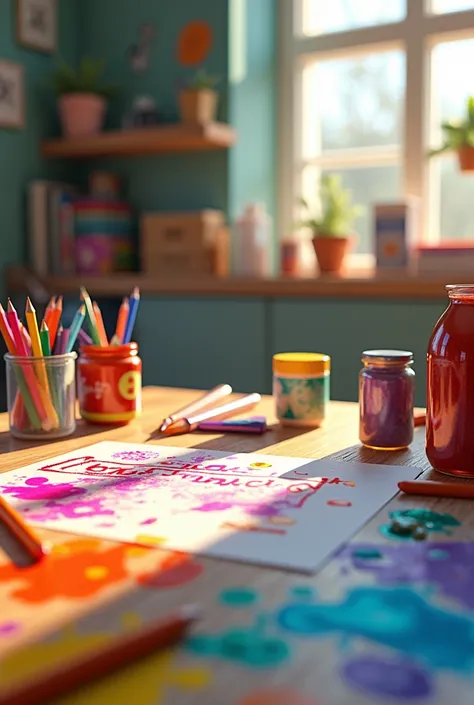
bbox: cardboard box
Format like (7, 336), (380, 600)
(141, 210), (225, 256)
(141, 226), (229, 277)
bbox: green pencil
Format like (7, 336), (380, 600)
(80, 287), (101, 346)
(40, 321), (63, 423)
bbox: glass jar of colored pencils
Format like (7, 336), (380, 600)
(5, 352), (77, 440)
(78, 344), (142, 425)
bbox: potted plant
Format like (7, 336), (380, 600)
(298, 174), (362, 276)
(179, 69), (220, 124)
(430, 96), (474, 172)
(52, 57), (116, 138)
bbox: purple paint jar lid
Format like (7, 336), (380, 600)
(362, 349), (413, 364)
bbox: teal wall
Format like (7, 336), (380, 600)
(0, 0), (78, 301)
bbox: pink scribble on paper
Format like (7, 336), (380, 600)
(27, 497), (115, 522)
(0, 621), (21, 636)
(111, 450), (161, 462)
(140, 518), (157, 526)
(0, 477), (86, 501)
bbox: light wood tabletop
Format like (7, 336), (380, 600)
(0, 386), (471, 705)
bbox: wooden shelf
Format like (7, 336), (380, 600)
(41, 122), (237, 159)
(6, 265), (461, 300)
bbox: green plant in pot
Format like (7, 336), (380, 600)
(179, 69), (220, 124)
(52, 57), (117, 138)
(298, 174), (363, 275)
(430, 96), (474, 172)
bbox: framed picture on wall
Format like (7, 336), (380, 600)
(17, 0), (56, 53)
(0, 61), (24, 129)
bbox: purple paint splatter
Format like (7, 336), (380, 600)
(140, 517), (157, 526)
(0, 477), (86, 501)
(27, 498), (115, 522)
(342, 655), (433, 700)
(0, 621), (21, 637)
(340, 542), (474, 610)
(111, 450), (161, 462)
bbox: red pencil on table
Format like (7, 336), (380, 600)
(398, 480), (474, 499)
(0, 604), (200, 705)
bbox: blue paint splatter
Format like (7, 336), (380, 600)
(276, 585), (474, 674)
(219, 587), (259, 607)
(352, 548), (383, 560)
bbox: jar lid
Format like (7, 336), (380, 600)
(273, 352), (330, 375)
(362, 349), (413, 363)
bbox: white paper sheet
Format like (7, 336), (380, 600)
(0, 441), (422, 573)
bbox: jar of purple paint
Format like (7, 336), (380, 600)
(359, 349), (415, 450)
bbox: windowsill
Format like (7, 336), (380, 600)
(6, 264), (460, 300)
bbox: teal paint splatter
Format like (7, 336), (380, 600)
(276, 585), (474, 674)
(186, 627), (290, 669)
(352, 549), (383, 560)
(429, 549), (450, 560)
(219, 587), (259, 607)
(290, 586), (316, 600)
(380, 509), (460, 541)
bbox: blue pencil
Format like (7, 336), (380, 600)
(65, 304), (86, 353)
(123, 287), (140, 344)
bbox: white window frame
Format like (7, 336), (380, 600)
(278, 0), (474, 266)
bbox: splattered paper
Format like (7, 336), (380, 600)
(0, 441), (421, 573)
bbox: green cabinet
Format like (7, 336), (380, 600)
(270, 299), (445, 407)
(138, 297), (267, 393)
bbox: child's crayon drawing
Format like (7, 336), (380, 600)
(0, 441), (420, 572)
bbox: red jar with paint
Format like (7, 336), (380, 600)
(427, 284), (474, 477)
(78, 344), (142, 425)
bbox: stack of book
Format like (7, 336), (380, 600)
(415, 243), (474, 275)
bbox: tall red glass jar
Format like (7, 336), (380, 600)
(427, 285), (474, 477)
(78, 344), (142, 425)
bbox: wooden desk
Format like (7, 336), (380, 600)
(0, 387), (470, 705)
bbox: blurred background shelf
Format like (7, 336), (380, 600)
(41, 123), (237, 159)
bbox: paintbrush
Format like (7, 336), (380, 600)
(163, 392), (262, 436)
(159, 383), (233, 432)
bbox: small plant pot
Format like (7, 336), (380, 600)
(58, 93), (107, 138)
(458, 146), (474, 172)
(179, 89), (218, 124)
(312, 235), (353, 276)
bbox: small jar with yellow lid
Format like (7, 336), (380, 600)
(273, 352), (330, 428)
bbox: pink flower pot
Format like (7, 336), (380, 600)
(58, 93), (106, 138)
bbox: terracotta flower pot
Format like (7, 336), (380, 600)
(58, 93), (106, 138)
(312, 235), (353, 275)
(179, 89), (218, 124)
(458, 146), (474, 172)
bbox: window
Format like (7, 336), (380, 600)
(279, 0), (474, 262)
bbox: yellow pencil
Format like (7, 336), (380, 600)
(25, 298), (59, 428)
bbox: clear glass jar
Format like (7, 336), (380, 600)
(359, 349), (415, 450)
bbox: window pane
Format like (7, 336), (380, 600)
(301, 0), (405, 36)
(439, 157), (474, 240)
(431, 0), (474, 13)
(430, 39), (474, 241)
(302, 51), (405, 156)
(301, 166), (402, 254)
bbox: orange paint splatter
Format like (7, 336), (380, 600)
(0, 540), (133, 603)
(177, 20), (213, 66)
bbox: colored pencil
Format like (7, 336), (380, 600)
(0, 303), (16, 355)
(0, 494), (45, 565)
(398, 480), (474, 499)
(60, 329), (70, 354)
(122, 287), (140, 343)
(7, 301), (51, 431)
(78, 328), (93, 346)
(115, 296), (129, 343)
(53, 326), (63, 355)
(80, 287), (101, 346)
(163, 392), (262, 436)
(20, 324), (31, 353)
(43, 296), (56, 329)
(0, 604), (200, 705)
(48, 296), (62, 349)
(93, 301), (108, 346)
(160, 384), (233, 432)
(40, 321), (51, 356)
(25, 298), (58, 428)
(65, 304), (86, 353)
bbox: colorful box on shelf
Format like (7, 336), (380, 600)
(374, 201), (418, 272)
(415, 242), (474, 274)
(140, 210), (229, 277)
(74, 199), (135, 275)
